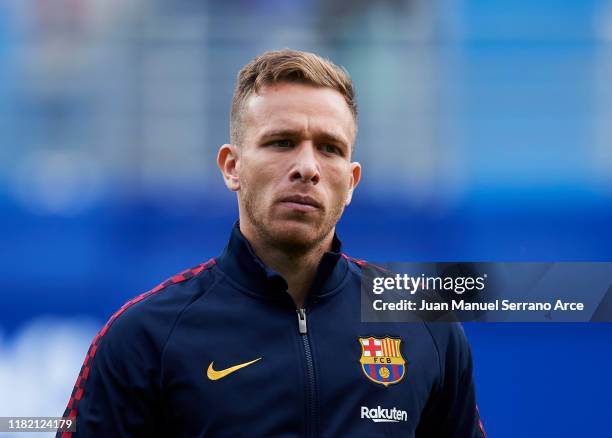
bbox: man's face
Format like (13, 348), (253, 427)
(220, 82), (361, 253)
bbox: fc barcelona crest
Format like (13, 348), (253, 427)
(359, 336), (406, 387)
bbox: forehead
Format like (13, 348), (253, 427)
(242, 82), (356, 145)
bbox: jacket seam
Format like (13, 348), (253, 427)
(422, 321), (443, 391)
(159, 266), (225, 389)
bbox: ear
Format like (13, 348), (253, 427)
(217, 143), (240, 192)
(345, 161), (361, 206)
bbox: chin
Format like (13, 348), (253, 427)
(267, 220), (325, 252)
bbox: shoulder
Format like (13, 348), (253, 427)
(94, 259), (219, 356)
(343, 256), (470, 353)
(61, 260), (220, 421)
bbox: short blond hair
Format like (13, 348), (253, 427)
(230, 49), (357, 146)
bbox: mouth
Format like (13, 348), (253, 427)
(278, 195), (322, 212)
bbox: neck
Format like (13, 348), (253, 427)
(241, 224), (334, 308)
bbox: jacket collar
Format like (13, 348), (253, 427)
(217, 222), (348, 301)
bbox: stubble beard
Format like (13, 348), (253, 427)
(241, 187), (345, 257)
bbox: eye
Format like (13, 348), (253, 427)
(268, 139), (294, 148)
(320, 144), (342, 155)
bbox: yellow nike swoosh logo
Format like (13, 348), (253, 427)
(206, 357), (262, 380)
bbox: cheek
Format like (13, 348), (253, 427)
(326, 165), (353, 200)
(241, 158), (281, 195)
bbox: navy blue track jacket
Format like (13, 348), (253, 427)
(59, 223), (486, 437)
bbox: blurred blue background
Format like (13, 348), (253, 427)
(1, 0), (612, 436)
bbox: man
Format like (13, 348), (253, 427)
(58, 49), (486, 437)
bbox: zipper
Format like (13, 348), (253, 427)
(296, 308), (317, 437)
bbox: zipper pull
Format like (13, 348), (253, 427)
(296, 308), (307, 334)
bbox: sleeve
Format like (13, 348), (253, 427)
(56, 307), (162, 438)
(416, 323), (486, 438)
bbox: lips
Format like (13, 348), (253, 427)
(279, 194), (322, 211)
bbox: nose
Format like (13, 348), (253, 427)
(290, 142), (320, 185)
